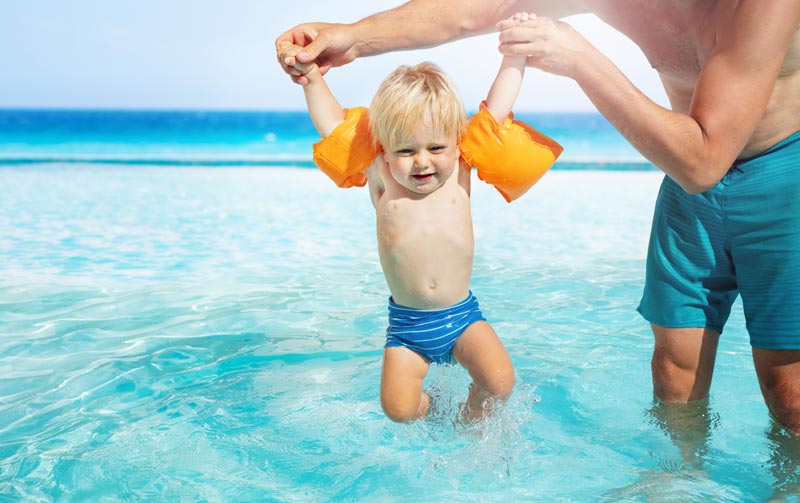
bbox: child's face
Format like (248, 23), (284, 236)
(382, 113), (460, 195)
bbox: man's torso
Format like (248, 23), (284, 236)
(590, 0), (800, 157)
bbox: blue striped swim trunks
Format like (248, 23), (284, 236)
(385, 291), (486, 364)
(638, 130), (800, 349)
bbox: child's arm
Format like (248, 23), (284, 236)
(484, 55), (527, 123)
(459, 12), (563, 203)
(281, 42), (345, 137)
(301, 68), (347, 138)
(281, 42), (379, 189)
(484, 12), (533, 122)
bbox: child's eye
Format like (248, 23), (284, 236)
(395, 149), (414, 155)
(429, 146), (445, 153)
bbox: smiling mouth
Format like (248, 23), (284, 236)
(412, 173), (434, 182)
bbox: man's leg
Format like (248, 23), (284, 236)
(651, 324), (720, 402)
(650, 324), (721, 470)
(752, 348), (800, 433)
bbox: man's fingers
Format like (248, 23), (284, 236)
(498, 26), (537, 44)
(291, 28), (312, 46)
(496, 15), (542, 31)
(525, 55), (540, 66)
(275, 31), (292, 50)
(296, 48), (316, 63)
(499, 40), (540, 57)
(498, 42), (524, 56)
(291, 74), (309, 86)
(499, 27), (518, 44)
(496, 18), (528, 31)
(296, 32), (328, 63)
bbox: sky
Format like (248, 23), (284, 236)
(0, 0), (668, 112)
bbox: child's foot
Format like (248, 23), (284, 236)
(456, 397), (495, 426)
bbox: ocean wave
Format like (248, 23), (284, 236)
(0, 154), (656, 171)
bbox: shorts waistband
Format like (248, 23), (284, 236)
(733, 129), (800, 167)
(388, 291), (476, 316)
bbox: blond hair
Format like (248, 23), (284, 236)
(369, 62), (467, 150)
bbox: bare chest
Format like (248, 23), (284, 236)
(376, 188), (471, 246)
(596, 1), (722, 84)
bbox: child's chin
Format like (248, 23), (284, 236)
(411, 183), (438, 194)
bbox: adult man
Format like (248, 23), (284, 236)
(276, 1), (800, 432)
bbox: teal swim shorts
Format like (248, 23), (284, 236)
(638, 130), (800, 349)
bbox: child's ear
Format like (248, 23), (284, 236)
(382, 150), (390, 163)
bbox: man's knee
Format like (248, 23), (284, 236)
(753, 348), (800, 434)
(651, 349), (710, 402)
(650, 326), (717, 402)
(651, 348), (685, 398)
(762, 380), (800, 433)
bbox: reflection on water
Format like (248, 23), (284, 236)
(647, 398), (720, 471)
(767, 421), (800, 500)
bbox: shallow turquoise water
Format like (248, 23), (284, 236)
(0, 166), (793, 502)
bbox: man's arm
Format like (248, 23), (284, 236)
(275, 0), (585, 81)
(499, 2), (800, 193)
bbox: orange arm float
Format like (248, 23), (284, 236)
(311, 107), (381, 188)
(460, 101), (564, 202)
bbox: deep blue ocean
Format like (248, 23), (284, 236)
(0, 109), (652, 170)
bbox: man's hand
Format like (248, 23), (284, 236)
(276, 41), (321, 86)
(497, 16), (596, 79)
(275, 22), (359, 85)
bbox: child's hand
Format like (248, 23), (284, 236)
(510, 11), (536, 24)
(497, 11), (537, 31)
(496, 12), (535, 65)
(497, 11), (590, 78)
(497, 11), (537, 41)
(277, 41), (320, 86)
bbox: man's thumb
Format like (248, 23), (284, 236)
(297, 37), (325, 63)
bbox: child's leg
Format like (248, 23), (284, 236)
(380, 346), (431, 423)
(452, 321), (515, 420)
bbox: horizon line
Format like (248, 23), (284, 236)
(0, 106), (606, 115)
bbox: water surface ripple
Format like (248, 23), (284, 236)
(0, 166), (786, 502)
